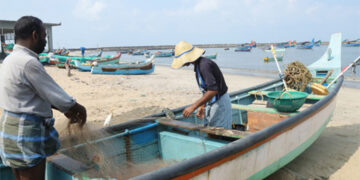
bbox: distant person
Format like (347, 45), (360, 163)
(80, 46), (86, 57)
(171, 41), (232, 129)
(97, 48), (103, 57)
(0, 16), (87, 180)
(65, 57), (71, 77)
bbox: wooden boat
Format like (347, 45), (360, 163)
(72, 53), (122, 71)
(91, 56), (155, 75)
(235, 45), (252, 52)
(55, 53), (121, 69)
(343, 39), (360, 47)
(264, 48), (285, 62)
(314, 40), (322, 46)
(145, 51), (173, 58)
(133, 50), (149, 56)
(205, 53), (217, 59)
(0, 33), (343, 179)
(264, 56), (283, 62)
(297, 38), (315, 49)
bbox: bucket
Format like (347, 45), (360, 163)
(267, 91), (309, 112)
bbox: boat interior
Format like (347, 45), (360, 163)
(49, 76), (336, 179)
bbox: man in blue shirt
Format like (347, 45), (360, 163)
(171, 41), (232, 129)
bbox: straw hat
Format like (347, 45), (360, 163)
(171, 41), (205, 69)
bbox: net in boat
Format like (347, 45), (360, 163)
(284, 61), (312, 91)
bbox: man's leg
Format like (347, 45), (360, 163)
(12, 159), (46, 180)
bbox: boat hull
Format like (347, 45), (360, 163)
(91, 64), (155, 75)
(191, 97), (337, 180)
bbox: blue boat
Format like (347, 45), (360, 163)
(234, 45), (252, 52)
(0, 33), (345, 180)
(343, 39), (360, 47)
(297, 38), (315, 49)
(145, 51), (174, 58)
(132, 50), (149, 56)
(91, 56), (155, 75)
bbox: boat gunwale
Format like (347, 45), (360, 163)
(131, 76), (344, 180)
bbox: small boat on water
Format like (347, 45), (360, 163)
(145, 51), (174, 58)
(2, 33), (342, 179)
(205, 52), (217, 59)
(235, 45), (252, 52)
(224, 47), (230, 50)
(343, 39), (360, 47)
(264, 48), (285, 62)
(132, 50), (149, 56)
(91, 56), (155, 75)
(297, 38), (315, 49)
(314, 40), (322, 46)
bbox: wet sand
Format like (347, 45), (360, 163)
(0, 64), (359, 179)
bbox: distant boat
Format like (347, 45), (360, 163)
(145, 51), (173, 58)
(224, 47), (230, 50)
(264, 48), (285, 62)
(297, 38), (314, 49)
(133, 50), (149, 56)
(343, 39), (360, 47)
(73, 53), (122, 71)
(205, 53), (217, 59)
(314, 40), (322, 46)
(91, 56), (155, 75)
(235, 45), (251, 52)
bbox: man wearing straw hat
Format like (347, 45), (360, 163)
(172, 41), (232, 129)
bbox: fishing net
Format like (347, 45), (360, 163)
(284, 61), (312, 91)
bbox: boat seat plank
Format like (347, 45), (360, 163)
(231, 104), (298, 116)
(157, 119), (204, 130)
(200, 127), (251, 139)
(157, 119), (249, 138)
(248, 90), (325, 100)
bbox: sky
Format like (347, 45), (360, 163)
(1, 0), (359, 48)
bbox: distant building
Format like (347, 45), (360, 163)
(0, 19), (61, 55)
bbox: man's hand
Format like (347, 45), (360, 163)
(65, 103), (87, 127)
(183, 105), (196, 118)
(196, 106), (205, 119)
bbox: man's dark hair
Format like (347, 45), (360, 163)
(14, 16), (44, 41)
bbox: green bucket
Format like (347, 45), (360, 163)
(267, 91), (309, 112)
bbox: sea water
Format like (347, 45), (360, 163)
(103, 46), (360, 88)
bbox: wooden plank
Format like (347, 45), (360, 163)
(231, 104), (297, 116)
(248, 90), (325, 100)
(200, 127), (251, 139)
(158, 119), (250, 139)
(247, 112), (289, 132)
(157, 119), (204, 130)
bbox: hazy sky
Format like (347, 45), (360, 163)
(1, 0), (359, 48)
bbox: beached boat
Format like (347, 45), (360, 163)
(205, 53), (217, 59)
(72, 53), (122, 71)
(91, 56), (155, 75)
(55, 53), (121, 69)
(0, 33), (343, 180)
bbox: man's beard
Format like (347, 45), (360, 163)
(34, 38), (46, 54)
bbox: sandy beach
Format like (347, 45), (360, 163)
(0, 64), (359, 179)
